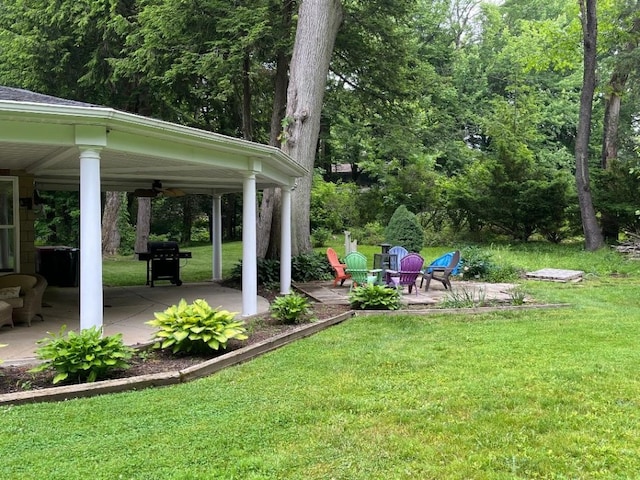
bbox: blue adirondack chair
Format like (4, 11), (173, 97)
(420, 250), (461, 291)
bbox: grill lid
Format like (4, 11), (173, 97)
(147, 241), (180, 253)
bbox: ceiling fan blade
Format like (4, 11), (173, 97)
(133, 188), (158, 198)
(161, 187), (186, 197)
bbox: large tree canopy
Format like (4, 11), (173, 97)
(2, 0), (639, 255)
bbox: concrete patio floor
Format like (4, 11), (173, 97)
(0, 282), (269, 365)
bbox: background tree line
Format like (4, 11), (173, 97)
(1, 0), (639, 254)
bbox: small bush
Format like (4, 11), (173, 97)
(270, 292), (313, 324)
(292, 252), (333, 282)
(384, 205), (425, 253)
(146, 299), (247, 354)
(350, 222), (385, 246)
(486, 264), (522, 283)
(348, 284), (401, 310)
(229, 258), (281, 285)
(231, 252), (332, 285)
(311, 227), (332, 247)
(508, 286), (527, 305)
(439, 287), (487, 308)
(460, 246), (522, 282)
(29, 326), (134, 384)
(460, 246), (494, 280)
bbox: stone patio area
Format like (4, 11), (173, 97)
(295, 279), (519, 306)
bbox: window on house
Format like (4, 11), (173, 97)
(0, 177), (18, 273)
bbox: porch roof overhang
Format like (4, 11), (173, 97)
(0, 95), (306, 194)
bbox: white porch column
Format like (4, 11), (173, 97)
(211, 194), (222, 281)
(79, 148), (103, 331)
(280, 186), (292, 294)
(242, 173), (257, 316)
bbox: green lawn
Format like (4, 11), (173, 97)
(2, 243), (640, 478)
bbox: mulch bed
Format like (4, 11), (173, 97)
(0, 301), (352, 395)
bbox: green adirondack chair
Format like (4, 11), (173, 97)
(344, 251), (371, 289)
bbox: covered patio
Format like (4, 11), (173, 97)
(0, 86), (306, 333)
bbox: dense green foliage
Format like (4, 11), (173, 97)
(29, 326), (134, 384)
(229, 252), (333, 286)
(348, 283), (401, 310)
(270, 292), (313, 324)
(146, 299), (247, 354)
(2, 0), (640, 250)
(383, 205), (425, 253)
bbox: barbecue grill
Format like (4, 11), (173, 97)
(137, 241), (192, 287)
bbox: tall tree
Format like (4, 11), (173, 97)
(599, 1), (640, 241)
(134, 198), (151, 258)
(101, 192), (126, 256)
(576, 0), (605, 250)
(278, 0), (344, 255)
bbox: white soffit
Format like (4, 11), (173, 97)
(0, 99), (306, 194)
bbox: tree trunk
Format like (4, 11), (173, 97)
(575, 0), (604, 251)
(242, 50), (253, 142)
(281, 0), (343, 255)
(257, 0), (294, 259)
(181, 196), (194, 244)
(599, 15), (639, 243)
(135, 197), (151, 257)
(600, 70), (628, 242)
(101, 191), (124, 256)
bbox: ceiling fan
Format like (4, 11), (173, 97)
(133, 180), (185, 198)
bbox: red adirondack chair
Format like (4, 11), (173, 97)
(326, 247), (351, 287)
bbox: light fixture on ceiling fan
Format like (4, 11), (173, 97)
(133, 180), (185, 198)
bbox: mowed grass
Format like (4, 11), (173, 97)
(2, 242), (640, 478)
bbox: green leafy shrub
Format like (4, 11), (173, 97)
(229, 258), (281, 285)
(486, 263), (522, 283)
(384, 205), (425, 253)
(350, 222), (385, 246)
(29, 326), (134, 384)
(146, 299), (247, 354)
(348, 284), (401, 310)
(270, 292), (313, 324)
(311, 227), (332, 247)
(292, 252), (333, 282)
(460, 246), (494, 280)
(460, 246), (522, 282)
(230, 252), (332, 285)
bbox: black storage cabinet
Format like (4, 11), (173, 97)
(36, 246), (80, 287)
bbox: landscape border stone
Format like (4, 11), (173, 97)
(0, 311), (355, 406)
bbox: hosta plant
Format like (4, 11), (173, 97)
(348, 284), (401, 310)
(146, 298), (247, 354)
(270, 292), (313, 324)
(29, 326), (134, 384)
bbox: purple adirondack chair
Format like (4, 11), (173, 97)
(387, 253), (424, 295)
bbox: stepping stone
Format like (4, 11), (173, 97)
(525, 268), (584, 282)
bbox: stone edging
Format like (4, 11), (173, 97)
(0, 311), (355, 406)
(352, 303), (571, 316)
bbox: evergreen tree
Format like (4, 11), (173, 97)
(384, 205), (425, 253)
